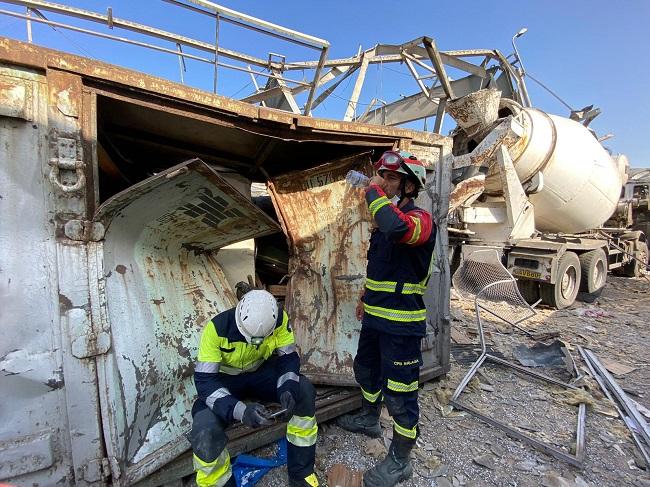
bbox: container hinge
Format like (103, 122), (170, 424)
(64, 220), (105, 242)
(49, 136), (86, 193)
(71, 330), (111, 359)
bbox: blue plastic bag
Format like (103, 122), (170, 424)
(232, 438), (287, 487)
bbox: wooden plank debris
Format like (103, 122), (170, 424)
(451, 327), (473, 345)
(327, 463), (362, 487)
(600, 357), (637, 376)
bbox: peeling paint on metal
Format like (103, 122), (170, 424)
(59, 293), (73, 313)
(269, 153), (374, 385)
(446, 89), (501, 137)
(0, 76), (33, 121)
(95, 159), (278, 483)
(46, 370), (65, 390)
(449, 175), (486, 212)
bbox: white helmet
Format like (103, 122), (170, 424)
(235, 289), (278, 345)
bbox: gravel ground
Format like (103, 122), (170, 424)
(250, 275), (650, 487)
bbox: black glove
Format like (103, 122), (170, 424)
(279, 391), (296, 420)
(241, 403), (273, 428)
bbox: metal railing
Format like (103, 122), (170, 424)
(0, 0), (530, 129)
(0, 0), (329, 114)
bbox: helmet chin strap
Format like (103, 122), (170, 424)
(397, 176), (406, 206)
(397, 175), (413, 207)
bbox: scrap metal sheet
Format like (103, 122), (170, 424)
(94, 159), (280, 484)
(270, 154), (374, 385)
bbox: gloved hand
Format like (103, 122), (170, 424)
(241, 403), (273, 428)
(279, 391), (296, 420)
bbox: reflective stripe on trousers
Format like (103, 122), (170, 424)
(287, 415), (318, 447)
(393, 419), (418, 439)
(387, 378), (419, 393)
(277, 371), (300, 388)
(361, 386), (381, 403)
(363, 303), (427, 322)
(193, 449), (232, 487)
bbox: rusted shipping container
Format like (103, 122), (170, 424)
(0, 37), (451, 486)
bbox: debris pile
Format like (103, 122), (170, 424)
(246, 273), (649, 487)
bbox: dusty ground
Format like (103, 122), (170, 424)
(252, 275), (650, 487)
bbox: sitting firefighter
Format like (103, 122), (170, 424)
(190, 289), (319, 487)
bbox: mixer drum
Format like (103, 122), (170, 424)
(483, 108), (622, 234)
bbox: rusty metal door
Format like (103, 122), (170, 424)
(269, 154), (375, 385)
(92, 159), (280, 485)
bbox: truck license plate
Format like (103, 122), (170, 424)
(513, 269), (541, 279)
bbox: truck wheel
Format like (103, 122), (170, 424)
(579, 249), (607, 293)
(517, 279), (539, 305)
(623, 241), (648, 277)
(540, 252), (581, 309)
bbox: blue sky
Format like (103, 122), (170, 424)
(1, 0), (648, 166)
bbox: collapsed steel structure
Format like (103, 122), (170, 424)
(0, 0), (532, 131)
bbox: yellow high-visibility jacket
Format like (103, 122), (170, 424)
(194, 306), (299, 421)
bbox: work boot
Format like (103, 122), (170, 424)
(288, 472), (319, 486)
(336, 403), (382, 438)
(363, 436), (413, 487)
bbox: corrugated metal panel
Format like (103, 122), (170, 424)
(213, 171), (255, 292)
(94, 159), (280, 485)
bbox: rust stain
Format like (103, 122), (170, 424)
(59, 293), (73, 313)
(0, 77), (33, 121)
(449, 175), (486, 212)
(47, 69), (81, 119)
(115, 264), (127, 274)
(447, 89), (501, 137)
(0, 37), (451, 158)
(270, 154), (373, 381)
(180, 243), (211, 255)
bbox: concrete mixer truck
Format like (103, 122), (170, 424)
(447, 89), (647, 309)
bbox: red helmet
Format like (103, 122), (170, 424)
(374, 150), (427, 189)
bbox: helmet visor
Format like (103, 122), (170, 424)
(374, 151), (403, 171)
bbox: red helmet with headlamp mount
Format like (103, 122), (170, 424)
(374, 150), (427, 189)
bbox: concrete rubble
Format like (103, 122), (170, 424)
(252, 274), (650, 487)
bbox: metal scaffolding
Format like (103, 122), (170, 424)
(0, 0), (529, 131)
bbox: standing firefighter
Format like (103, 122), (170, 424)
(338, 150), (436, 487)
(190, 290), (319, 487)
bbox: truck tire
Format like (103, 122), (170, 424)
(623, 241), (648, 277)
(517, 279), (539, 305)
(540, 252), (581, 309)
(579, 249), (607, 293)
